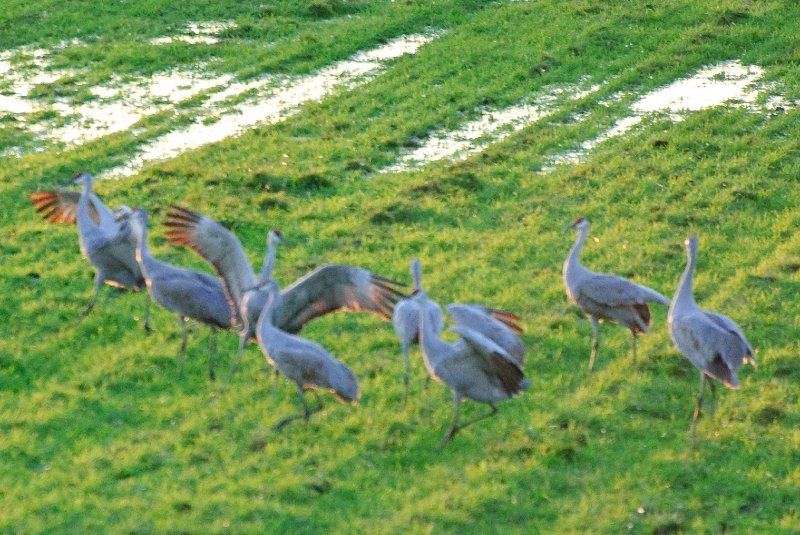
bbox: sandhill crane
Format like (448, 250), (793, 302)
(29, 172), (150, 330)
(418, 296), (529, 447)
(256, 285), (360, 430)
(163, 205), (405, 378)
(392, 258), (444, 402)
(445, 303), (525, 365)
(392, 260), (525, 403)
(668, 235), (756, 431)
(164, 205), (284, 378)
(563, 216), (670, 372)
(128, 208), (233, 380)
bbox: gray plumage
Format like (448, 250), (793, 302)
(417, 286), (529, 446)
(128, 208), (232, 380)
(563, 216), (670, 372)
(668, 235), (756, 431)
(392, 259), (525, 403)
(392, 258), (444, 402)
(445, 303), (525, 365)
(164, 205), (283, 379)
(29, 172), (150, 330)
(163, 205), (404, 379)
(256, 286), (360, 430)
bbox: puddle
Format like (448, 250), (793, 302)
(149, 21), (237, 45)
(102, 32), (440, 178)
(0, 44), (79, 114)
(30, 67), (235, 146)
(3, 40), (789, 179)
(381, 84), (600, 173)
(541, 60), (790, 169)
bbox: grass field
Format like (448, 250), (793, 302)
(2, 1), (800, 532)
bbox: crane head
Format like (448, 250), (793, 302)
(268, 228), (285, 246)
(565, 215), (588, 232)
(113, 205), (134, 221)
(64, 171), (92, 187)
(685, 235), (698, 254)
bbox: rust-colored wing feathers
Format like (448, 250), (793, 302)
(163, 205), (257, 324)
(29, 190), (103, 225)
(274, 264), (406, 334)
(487, 307), (524, 335)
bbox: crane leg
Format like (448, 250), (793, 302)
(424, 374), (433, 417)
(142, 297), (152, 334)
(274, 384), (323, 431)
(690, 372), (706, 432)
(440, 393), (463, 447)
(441, 395), (499, 447)
(80, 273), (104, 320)
(208, 327), (216, 382)
(227, 328), (250, 383)
(176, 315), (188, 376)
(402, 345), (410, 406)
(588, 317), (600, 373)
(708, 378), (717, 414)
(271, 369), (280, 396)
(631, 331), (638, 364)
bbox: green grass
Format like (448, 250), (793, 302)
(2, 0), (800, 532)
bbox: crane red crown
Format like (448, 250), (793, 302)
(574, 216), (585, 224)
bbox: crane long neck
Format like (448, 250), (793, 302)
(257, 240), (277, 285)
(672, 244), (697, 313)
(564, 224), (588, 278)
(132, 222), (157, 278)
(256, 287), (280, 336)
(419, 300), (450, 367)
(76, 177), (94, 228)
(412, 261), (423, 292)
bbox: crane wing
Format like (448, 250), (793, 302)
(446, 303), (525, 364)
(671, 311), (747, 388)
(273, 264), (406, 334)
(450, 325), (527, 396)
(703, 311), (755, 360)
(29, 189), (115, 227)
(163, 205), (256, 323)
(86, 217), (142, 285)
(577, 272), (669, 307)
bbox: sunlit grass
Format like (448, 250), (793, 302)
(2, 0), (800, 532)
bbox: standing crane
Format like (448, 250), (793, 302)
(444, 303), (525, 365)
(668, 235), (756, 431)
(563, 216), (670, 372)
(392, 258), (444, 403)
(392, 259), (525, 403)
(256, 284), (360, 430)
(127, 208), (233, 380)
(412, 261), (529, 446)
(29, 172), (150, 330)
(162, 205), (405, 378)
(164, 205), (284, 379)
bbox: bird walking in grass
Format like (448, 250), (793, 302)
(413, 262), (529, 446)
(256, 285), (360, 430)
(128, 208), (233, 380)
(393, 260), (525, 404)
(164, 205), (284, 380)
(668, 235), (756, 431)
(392, 258), (444, 403)
(563, 216), (670, 372)
(29, 172), (151, 330)
(444, 303), (525, 366)
(163, 205), (405, 380)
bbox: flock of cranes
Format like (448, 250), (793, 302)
(28, 172), (756, 444)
